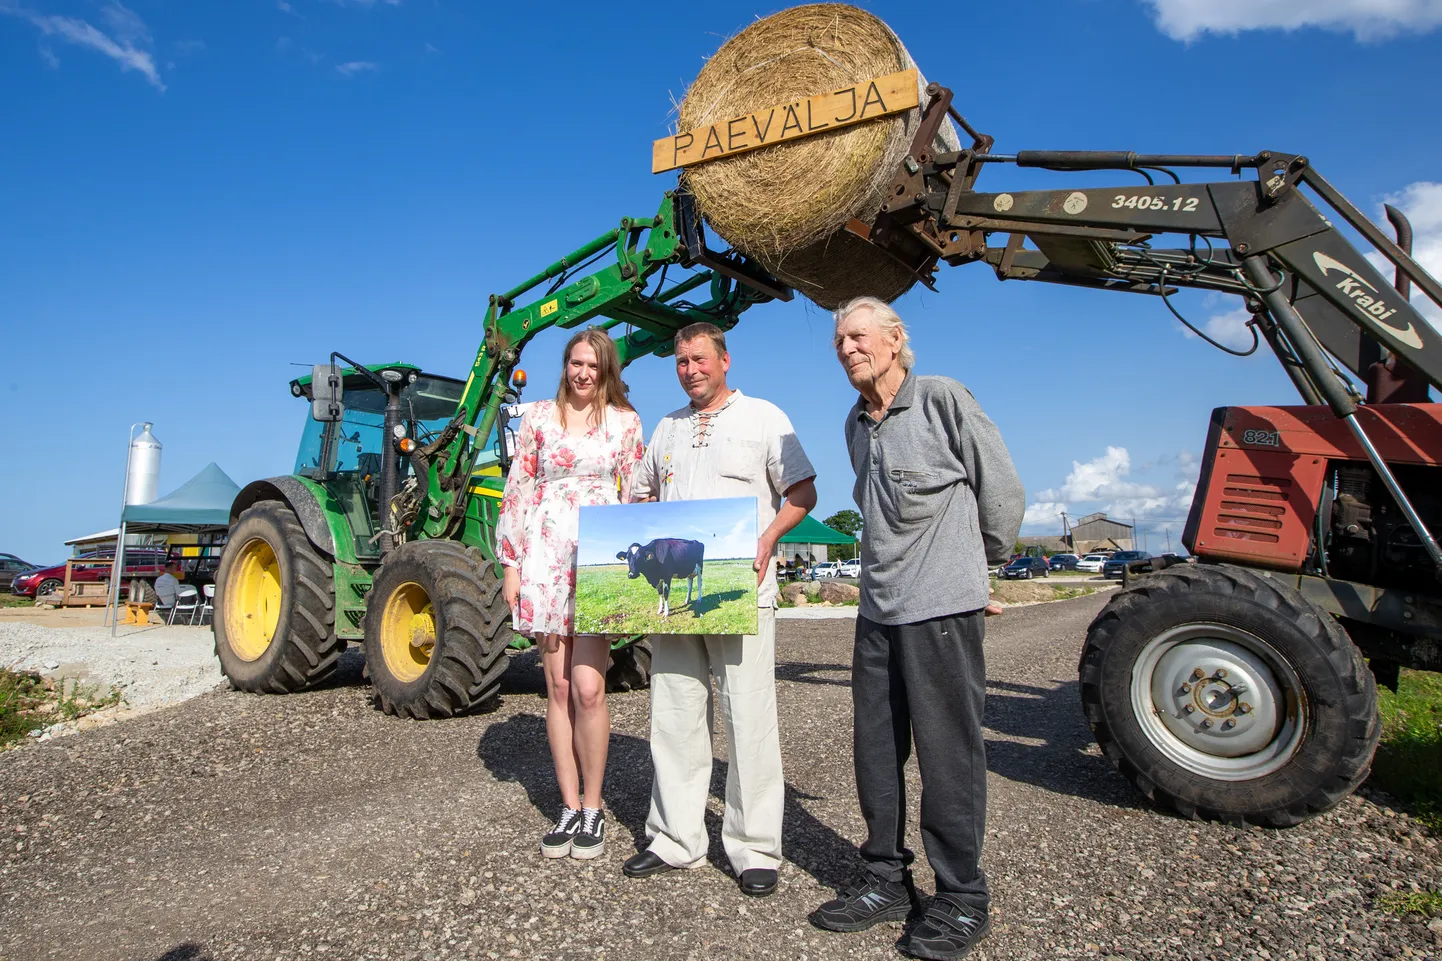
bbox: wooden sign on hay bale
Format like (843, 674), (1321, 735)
(671, 4), (958, 308)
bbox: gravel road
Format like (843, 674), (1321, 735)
(0, 618), (224, 718)
(1, 594), (1438, 960)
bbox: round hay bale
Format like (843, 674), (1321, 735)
(676, 4), (956, 307)
(762, 227), (919, 310)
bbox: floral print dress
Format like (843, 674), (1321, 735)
(495, 400), (645, 636)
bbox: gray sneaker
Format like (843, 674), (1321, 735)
(570, 808), (606, 860)
(541, 808), (582, 859)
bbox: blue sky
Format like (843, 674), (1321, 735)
(2, 0), (1441, 564)
(576, 497), (757, 568)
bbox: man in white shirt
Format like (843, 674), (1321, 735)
(623, 322), (817, 898)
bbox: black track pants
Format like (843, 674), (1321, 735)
(852, 610), (989, 912)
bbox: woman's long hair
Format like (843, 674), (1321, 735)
(555, 328), (633, 430)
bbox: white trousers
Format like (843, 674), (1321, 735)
(644, 607), (782, 873)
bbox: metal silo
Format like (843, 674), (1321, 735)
(125, 423), (162, 506)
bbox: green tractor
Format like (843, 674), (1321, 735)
(212, 193), (787, 717)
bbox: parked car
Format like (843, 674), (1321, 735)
(838, 559), (861, 578)
(10, 549), (169, 598)
(1076, 553), (1109, 573)
(1048, 553), (1079, 571)
(811, 561), (840, 579)
(1101, 550), (1153, 579)
(1, 553), (37, 593)
(1000, 556), (1050, 579)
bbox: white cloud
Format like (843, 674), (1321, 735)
(38, 43), (58, 67)
(1364, 181), (1442, 329)
(277, 0), (297, 14)
(99, 1), (148, 46)
(1146, 0), (1442, 41)
(335, 60), (378, 76)
(1039, 446), (1161, 503)
(2, 1), (164, 90)
(1196, 307), (1257, 351)
(1022, 447), (1199, 536)
(1023, 501), (1069, 529)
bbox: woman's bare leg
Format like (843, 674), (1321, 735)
(540, 635), (582, 811)
(569, 635), (611, 810)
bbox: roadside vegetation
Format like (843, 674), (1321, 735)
(1376, 888), (1442, 919)
(0, 593), (33, 608)
(1369, 668), (1442, 832)
(0, 669), (124, 747)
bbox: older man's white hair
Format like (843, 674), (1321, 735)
(834, 296), (915, 371)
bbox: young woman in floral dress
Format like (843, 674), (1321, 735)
(495, 329), (645, 860)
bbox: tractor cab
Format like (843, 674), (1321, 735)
(289, 363), (476, 558)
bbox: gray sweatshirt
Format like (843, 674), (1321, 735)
(845, 373), (1025, 625)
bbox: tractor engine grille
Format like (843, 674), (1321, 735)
(1212, 473), (1291, 544)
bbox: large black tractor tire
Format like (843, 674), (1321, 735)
(214, 501), (344, 693)
(606, 639), (652, 692)
(364, 540), (511, 719)
(1079, 563), (1379, 827)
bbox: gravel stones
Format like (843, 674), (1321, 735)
(0, 597), (1436, 960)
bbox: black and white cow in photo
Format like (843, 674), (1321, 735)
(616, 538), (705, 617)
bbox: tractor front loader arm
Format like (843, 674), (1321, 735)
(849, 89), (1442, 577)
(409, 190), (787, 542)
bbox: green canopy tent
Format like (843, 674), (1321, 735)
(778, 514), (857, 565)
(106, 463), (240, 632)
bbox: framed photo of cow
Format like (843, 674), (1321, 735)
(574, 496), (759, 635)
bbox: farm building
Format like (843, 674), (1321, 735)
(1017, 534), (1070, 554)
(1070, 512), (1134, 554)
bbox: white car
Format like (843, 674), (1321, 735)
(1076, 554), (1109, 573)
(838, 559), (861, 578)
(812, 561), (840, 578)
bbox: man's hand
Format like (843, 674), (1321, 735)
(502, 566), (520, 611)
(984, 601), (1004, 617)
(753, 536), (777, 586)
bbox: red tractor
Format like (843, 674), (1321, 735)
(847, 85), (1441, 825)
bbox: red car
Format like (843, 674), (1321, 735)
(9, 549), (169, 598)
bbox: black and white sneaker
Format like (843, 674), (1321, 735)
(809, 873), (917, 932)
(570, 808), (606, 860)
(899, 894), (991, 960)
(540, 808), (582, 859)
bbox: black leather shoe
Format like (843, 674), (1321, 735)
(622, 850), (677, 878)
(739, 868), (778, 897)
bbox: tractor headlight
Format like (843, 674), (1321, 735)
(392, 423), (407, 439)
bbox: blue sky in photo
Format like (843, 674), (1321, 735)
(576, 497), (758, 568)
(2, 1), (1440, 563)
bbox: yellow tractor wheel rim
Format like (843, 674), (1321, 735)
(227, 538), (283, 661)
(380, 581), (436, 684)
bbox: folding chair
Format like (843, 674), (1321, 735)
(197, 584), (215, 626)
(169, 585), (200, 625)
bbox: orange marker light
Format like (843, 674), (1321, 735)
(398, 438), (416, 454)
(512, 369), (528, 388)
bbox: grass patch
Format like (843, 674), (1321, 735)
(576, 558), (758, 635)
(1376, 889), (1442, 918)
(0, 593), (33, 608)
(0, 669), (124, 747)
(1369, 668), (1442, 831)
(1053, 586), (1097, 600)
(0, 669), (47, 744)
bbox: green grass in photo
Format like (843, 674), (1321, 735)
(1369, 668), (1442, 831)
(575, 558), (757, 635)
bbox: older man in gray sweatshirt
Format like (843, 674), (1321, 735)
(811, 296), (1024, 961)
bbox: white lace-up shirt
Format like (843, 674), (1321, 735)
(631, 390), (816, 607)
